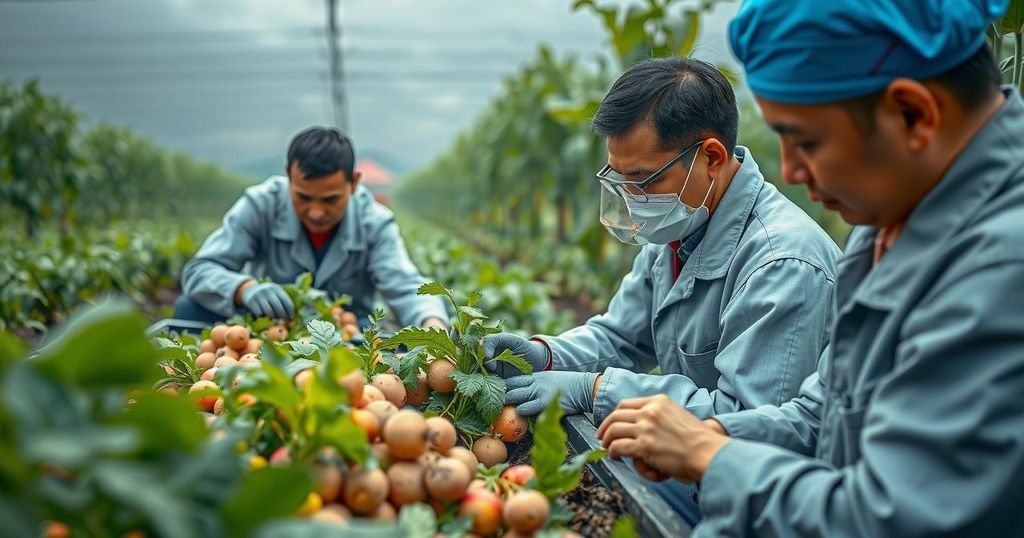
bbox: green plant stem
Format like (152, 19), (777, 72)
(1011, 30), (1019, 90)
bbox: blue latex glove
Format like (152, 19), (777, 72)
(240, 282), (295, 320)
(481, 333), (550, 378)
(505, 371), (599, 417)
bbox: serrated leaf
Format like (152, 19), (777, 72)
(454, 409), (490, 436)
(458, 306), (486, 320)
(426, 391), (454, 414)
(417, 281), (453, 298)
(306, 319), (341, 353)
(475, 375), (506, 425)
(489, 349), (533, 375)
(397, 355), (423, 391)
(398, 503), (437, 538)
(285, 341), (318, 358)
(382, 327), (457, 359)
(381, 351), (403, 375)
(466, 291), (482, 307)
(451, 370), (485, 399)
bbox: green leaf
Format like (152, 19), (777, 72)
(382, 327), (457, 359)
(31, 300), (159, 388)
(417, 281), (454, 300)
(998, 0), (1024, 35)
(451, 370), (485, 399)
(283, 358), (320, 379)
(489, 349), (533, 375)
(243, 361), (302, 429)
(117, 391), (207, 454)
(465, 291), (483, 307)
(307, 319), (341, 355)
(440, 515), (474, 535)
(398, 503), (437, 538)
(453, 409), (490, 436)
(0, 332), (26, 373)
(611, 515), (640, 538)
(458, 306), (487, 320)
(285, 341), (319, 358)
(92, 459), (194, 538)
(475, 375), (506, 425)
(425, 391), (454, 414)
(531, 391), (568, 498)
(220, 467), (314, 538)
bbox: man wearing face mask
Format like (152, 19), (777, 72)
(176, 127), (448, 330)
(488, 56), (839, 420)
(486, 57), (840, 521)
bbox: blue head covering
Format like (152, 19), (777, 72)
(729, 0), (1008, 104)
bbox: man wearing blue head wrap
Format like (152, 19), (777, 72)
(598, 0), (1024, 536)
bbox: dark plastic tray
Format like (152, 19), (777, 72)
(562, 414), (692, 537)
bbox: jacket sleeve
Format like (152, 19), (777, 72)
(591, 257), (834, 424)
(366, 216), (448, 327)
(695, 261), (1024, 538)
(538, 247), (658, 374)
(180, 193), (265, 316)
(712, 351), (827, 456)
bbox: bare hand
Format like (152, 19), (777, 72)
(596, 394), (730, 483)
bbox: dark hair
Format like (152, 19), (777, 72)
(841, 44), (1003, 133)
(286, 126), (356, 181)
(593, 56), (739, 154)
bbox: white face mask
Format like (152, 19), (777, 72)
(600, 149), (714, 246)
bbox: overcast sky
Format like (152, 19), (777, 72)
(0, 0), (739, 178)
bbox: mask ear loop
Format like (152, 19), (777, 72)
(675, 144), (702, 203)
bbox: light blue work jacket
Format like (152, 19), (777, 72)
(180, 176), (447, 327)
(700, 89), (1024, 537)
(539, 148), (842, 424)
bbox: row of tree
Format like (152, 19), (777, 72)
(395, 0), (1023, 278)
(0, 79), (252, 237)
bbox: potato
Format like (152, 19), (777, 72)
(427, 358), (457, 393)
(360, 384), (386, 408)
(386, 461), (427, 506)
(503, 490), (550, 533)
(364, 400), (399, 430)
(210, 324), (229, 348)
(493, 405), (528, 443)
(371, 373), (408, 407)
(472, 436), (507, 468)
(382, 410), (429, 460)
(342, 468), (389, 515)
(425, 416), (457, 454)
(424, 457), (471, 502)
(406, 370), (430, 406)
(447, 446), (479, 476)
(225, 325), (250, 352)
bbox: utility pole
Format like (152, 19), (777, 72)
(325, 0), (350, 133)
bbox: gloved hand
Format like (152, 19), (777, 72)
(504, 371), (599, 417)
(240, 282), (295, 320)
(481, 333), (551, 378)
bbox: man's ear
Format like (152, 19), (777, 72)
(882, 78), (940, 153)
(703, 138), (730, 178)
(350, 170), (362, 190)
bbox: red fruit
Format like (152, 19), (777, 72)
(269, 446), (291, 466)
(189, 380), (219, 412)
(459, 487), (503, 536)
(501, 464), (536, 486)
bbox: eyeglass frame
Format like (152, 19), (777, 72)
(595, 138), (706, 202)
